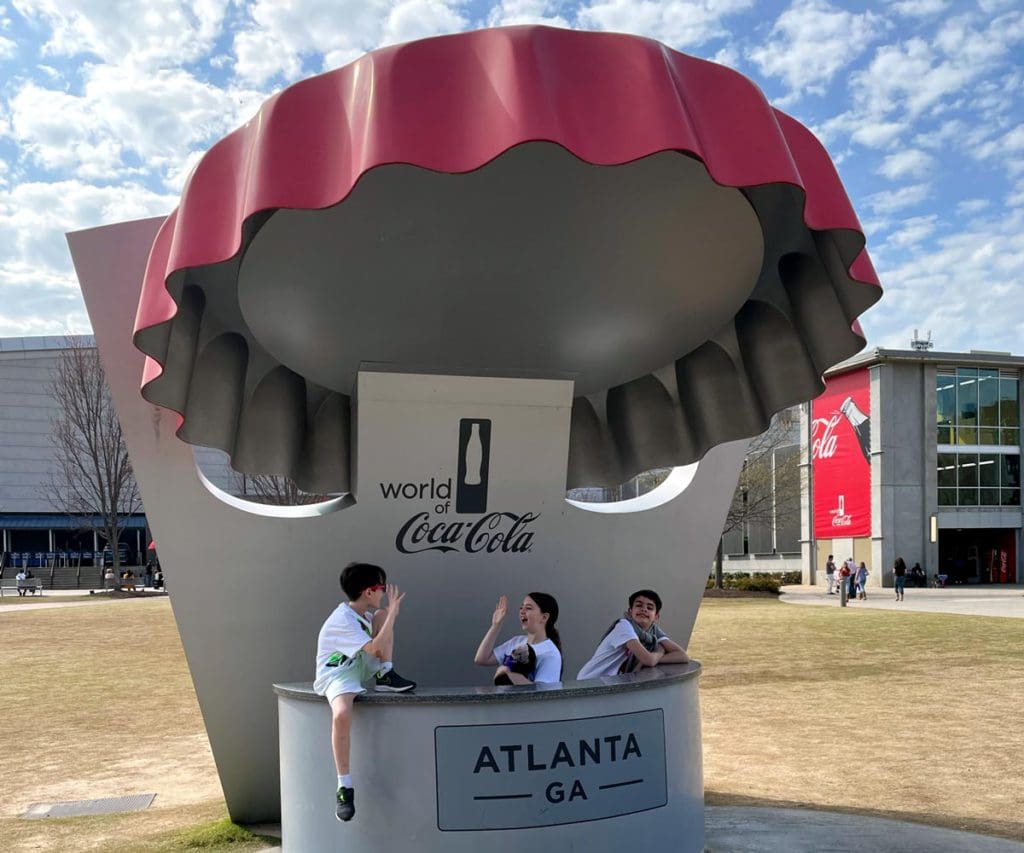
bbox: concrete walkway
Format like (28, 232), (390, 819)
(704, 806), (1024, 852)
(780, 584), (1024, 618)
(0, 587), (167, 614)
(250, 807), (1024, 852)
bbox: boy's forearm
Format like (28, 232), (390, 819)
(659, 649), (690, 664)
(366, 610), (398, 659)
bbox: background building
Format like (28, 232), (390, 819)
(0, 336), (234, 579)
(803, 348), (1021, 587)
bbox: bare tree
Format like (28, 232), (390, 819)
(713, 410), (801, 588)
(235, 472), (328, 506)
(46, 337), (140, 573)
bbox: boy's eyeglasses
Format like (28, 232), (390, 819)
(366, 584), (386, 593)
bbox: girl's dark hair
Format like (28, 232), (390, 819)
(894, 557), (907, 572)
(527, 591), (563, 676)
(340, 562), (386, 601)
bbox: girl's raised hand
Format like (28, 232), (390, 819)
(491, 595), (508, 628)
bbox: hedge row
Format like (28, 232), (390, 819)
(705, 571), (803, 593)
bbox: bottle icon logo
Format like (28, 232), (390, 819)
(456, 419), (491, 513)
(839, 396), (871, 464)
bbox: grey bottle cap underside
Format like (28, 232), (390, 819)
(135, 142), (878, 493)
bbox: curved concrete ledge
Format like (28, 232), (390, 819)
(274, 661), (701, 704)
(276, 664), (704, 851)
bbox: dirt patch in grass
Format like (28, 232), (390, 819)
(691, 598), (1024, 842)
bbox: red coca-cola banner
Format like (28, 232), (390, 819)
(812, 368), (871, 538)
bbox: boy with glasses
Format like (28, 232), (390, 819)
(314, 562), (416, 822)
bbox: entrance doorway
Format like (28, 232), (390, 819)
(938, 529), (1017, 584)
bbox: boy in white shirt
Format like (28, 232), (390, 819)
(577, 589), (690, 681)
(314, 562), (416, 822)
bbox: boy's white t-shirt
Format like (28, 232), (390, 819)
(576, 618), (671, 681)
(493, 635), (562, 683)
(313, 602), (376, 695)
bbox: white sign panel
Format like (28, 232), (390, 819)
(435, 709), (667, 830)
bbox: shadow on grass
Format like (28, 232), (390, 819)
(704, 791), (1024, 844)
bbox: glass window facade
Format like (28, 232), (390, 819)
(937, 369), (1020, 506)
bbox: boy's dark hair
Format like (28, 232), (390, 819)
(629, 589), (662, 613)
(340, 562), (386, 601)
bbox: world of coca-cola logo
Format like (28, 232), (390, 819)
(379, 417), (540, 555)
(395, 510), (539, 554)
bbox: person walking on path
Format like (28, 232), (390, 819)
(825, 555), (837, 595)
(845, 558), (857, 601)
(856, 561), (869, 600)
(893, 557), (907, 602)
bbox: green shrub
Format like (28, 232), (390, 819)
(706, 571), (785, 593)
(728, 575), (781, 593)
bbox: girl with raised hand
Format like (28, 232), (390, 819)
(474, 592), (563, 684)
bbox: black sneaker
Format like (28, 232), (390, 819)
(374, 669), (416, 692)
(336, 786), (355, 822)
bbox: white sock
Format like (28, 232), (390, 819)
(339, 774), (352, 788)
(380, 661), (393, 674)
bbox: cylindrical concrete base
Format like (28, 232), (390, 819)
(276, 664), (704, 851)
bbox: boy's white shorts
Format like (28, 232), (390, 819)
(323, 656), (384, 703)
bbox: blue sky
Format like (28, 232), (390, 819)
(0, 0), (1021, 353)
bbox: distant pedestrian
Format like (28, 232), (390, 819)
(15, 568), (27, 596)
(845, 558), (857, 600)
(856, 562), (869, 600)
(910, 562), (926, 587)
(893, 557), (906, 602)
(104, 566), (115, 591)
(825, 555), (837, 595)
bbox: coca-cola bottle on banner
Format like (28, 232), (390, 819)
(840, 396), (871, 464)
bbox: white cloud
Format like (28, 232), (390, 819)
(957, 198), (990, 216)
(877, 148), (935, 180)
(382, 0), (468, 45)
(0, 35), (16, 59)
(0, 180), (176, 336)
(864, 183), (931, 215)
(576, 0), (753, 49)
(8, 66), (264, 184)
(231, 0), (468, 86)
(11, 0), (230, 67)
(850, 12), (1024, 121)
(891, 0), (947, 16)
(851, 120), (907, 149)
(892, 0), (946, 16)
(864, 209), (1024, 352)
(747, 0), (886, 98)
(884, 214), (938, 248)
(486, 0), (570, 27)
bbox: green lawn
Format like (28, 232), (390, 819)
(692, 598), (1024, 842)
(1, 595), (1021, 850)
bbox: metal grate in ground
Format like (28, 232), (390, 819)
(22, 793), (156, 819)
